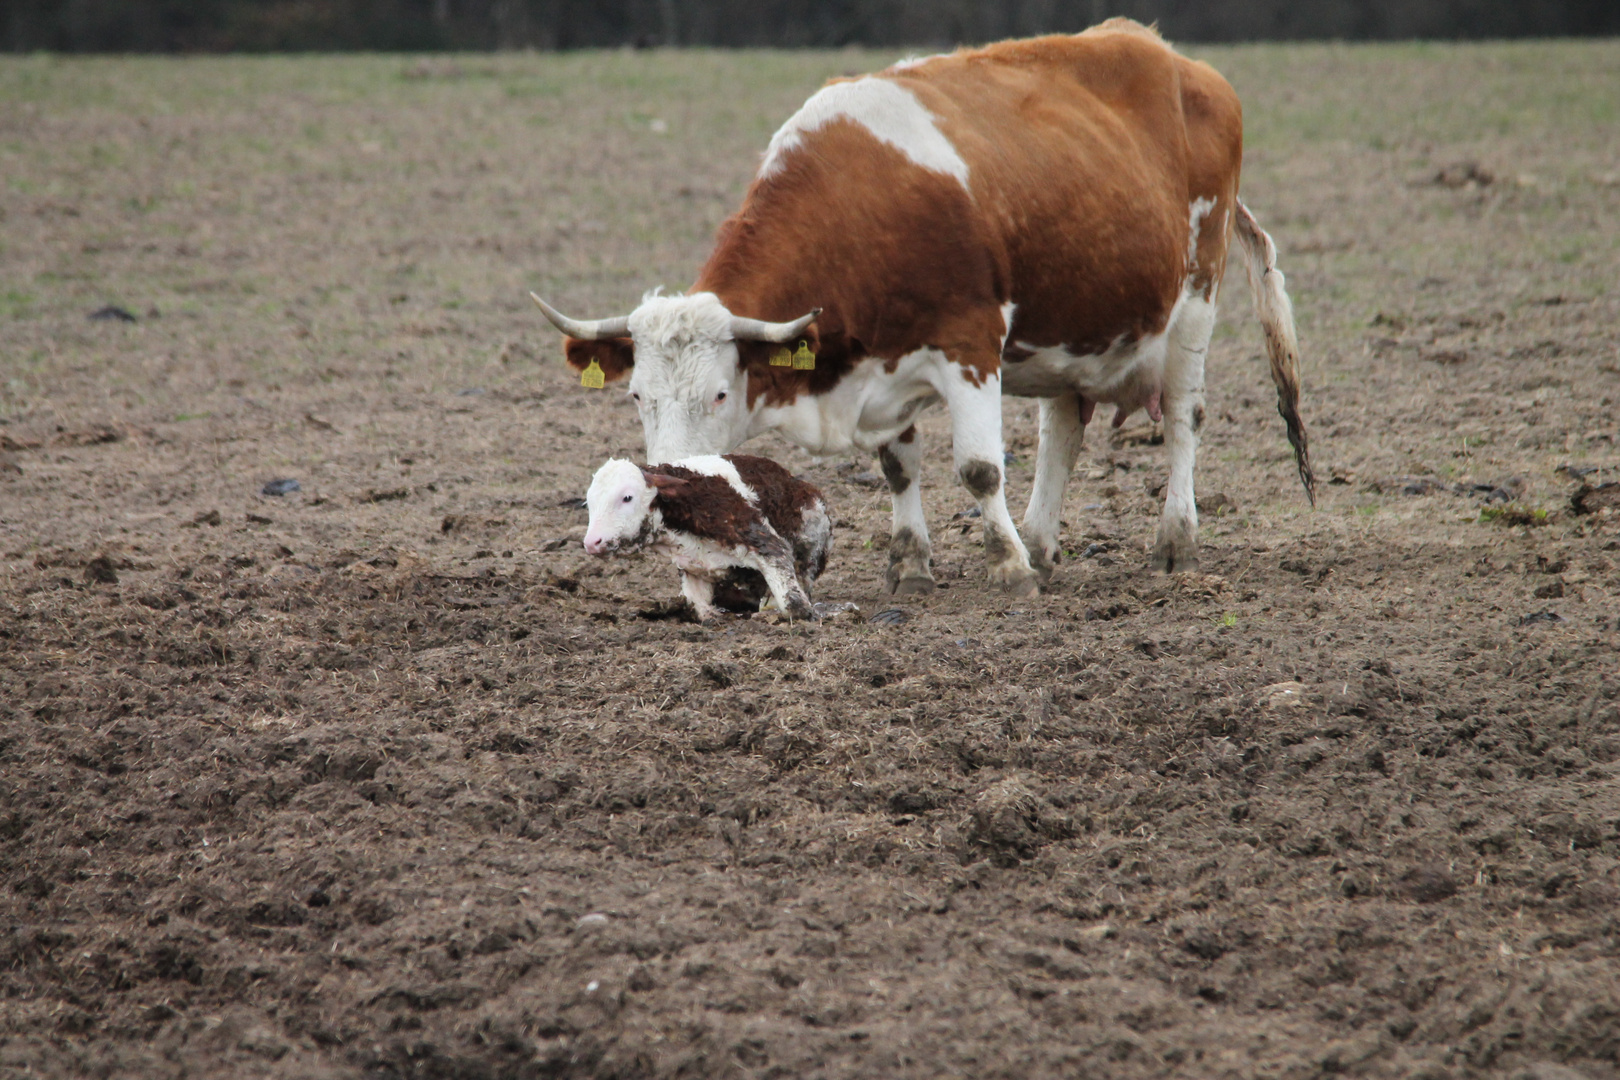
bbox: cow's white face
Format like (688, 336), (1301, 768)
(583, 459), (657, 555)
(624, 293), (753, 464)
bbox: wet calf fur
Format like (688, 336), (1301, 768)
(583, 454), (831, 621)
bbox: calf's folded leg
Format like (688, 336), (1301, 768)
(680, 571), (720, 622)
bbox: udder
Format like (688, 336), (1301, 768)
(1109, 386), (1163, 428)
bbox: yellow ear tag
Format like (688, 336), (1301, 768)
(791, 341), (816, 370)
(580, 359), (606, 389)
(769, 346), (792, 367)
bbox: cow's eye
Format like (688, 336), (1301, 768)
(630, 391), (641, 403)
(622, 494), (634, 503)
(715, 390), (727, 403)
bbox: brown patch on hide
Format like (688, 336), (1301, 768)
(959, 460), (1001, 499)
(725, 454), (825, 543)
(878, 445), (910, 495)
(644, 467), (759, 551)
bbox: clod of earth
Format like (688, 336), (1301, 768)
(1395, 864), (1460, 903)
(1431, 160), (1494, 188)
(1571, 482), (1620, 515)
(81, 555), (119, 584)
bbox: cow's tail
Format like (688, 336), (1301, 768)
(1234, 198), (1316, 505)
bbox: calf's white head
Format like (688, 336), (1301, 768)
(583, 459), (660, 556)
(532, 291), (817, 463)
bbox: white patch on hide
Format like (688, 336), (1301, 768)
(758, 77), (970, 189)
(1187, 196), (1216, 269)
(668, 454), (757, 503)
(889, 52), (947, 72)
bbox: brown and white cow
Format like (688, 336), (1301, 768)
(533, 18), (1314, 597)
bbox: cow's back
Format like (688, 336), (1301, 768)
(696, 19), (1245, 369)
(899, 25), (1244, 353)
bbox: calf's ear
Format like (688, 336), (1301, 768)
(642, 472), (691, 497)
(565, 337), (634, 383)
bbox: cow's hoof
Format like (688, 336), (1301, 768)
(992, 567), (1041, 598)
(1152, 520), (1199, 573)
(890, 575), (937, 596)
(1028, 546), (1059, 584)
(1150, 539), (1200, 574)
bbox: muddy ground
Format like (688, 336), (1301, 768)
(2, 41), (1619, 1080)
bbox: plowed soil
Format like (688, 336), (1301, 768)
(2, 42), (1618, 1080)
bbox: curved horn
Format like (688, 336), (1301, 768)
(729, 308), (821, 343)
(529, 293), (632, 340)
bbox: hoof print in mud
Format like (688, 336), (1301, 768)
(967, 779), (1073, 867)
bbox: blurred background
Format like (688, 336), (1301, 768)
(5, 0), (1618, 52)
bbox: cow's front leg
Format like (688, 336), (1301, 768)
(877, 425), (935, 595)
(679, 571), (721, 622)
(938, 365), (1038, 597)
(1152, 294), (1216, 573)
(1022, 393), (1090, 583)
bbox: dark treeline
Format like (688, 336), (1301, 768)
(5, 0), (1617, 52)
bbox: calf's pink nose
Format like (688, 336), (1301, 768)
(584, 533), (605, 555)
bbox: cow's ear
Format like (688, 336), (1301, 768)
(643, 472), (691, 497)
(735, 324), (821, 375)
(734, 340), (775, 373)
(564, 337), (634, 383)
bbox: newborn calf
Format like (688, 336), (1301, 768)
(584, 454), (831, 621)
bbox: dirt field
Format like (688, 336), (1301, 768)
(2, 40), (1619, 1080)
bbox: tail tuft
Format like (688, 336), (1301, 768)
(1235, 200), (1316, 505)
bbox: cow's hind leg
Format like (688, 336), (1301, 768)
(937, 364), (1039, 597)
(878, 426), (935, 595)
(1022, 392), (1090, 583)
(1152, 292), (1216, 573)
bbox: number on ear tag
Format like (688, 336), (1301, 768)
(580, 359), (606, 389)
(791, 341), (816, 370)
(769, 346), (792, 367)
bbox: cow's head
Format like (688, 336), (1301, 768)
(532, 291), (817, 463)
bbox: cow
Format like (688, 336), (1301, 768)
(532, 18), (1314, 599)
(584, 454), (832, 621)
